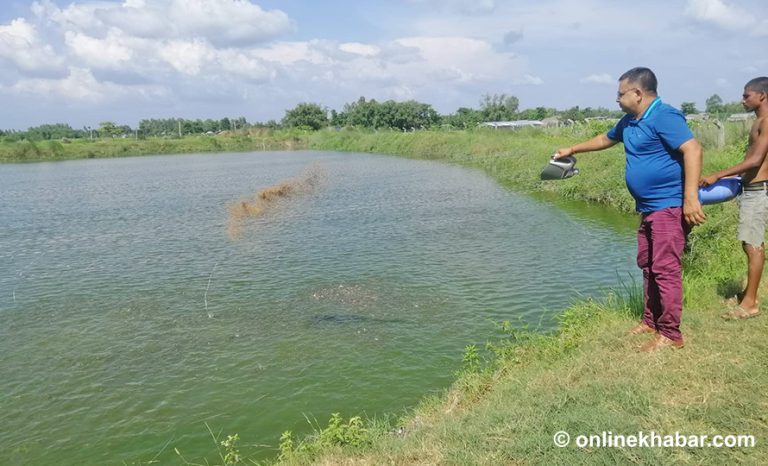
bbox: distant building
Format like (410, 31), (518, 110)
(726, 113), (756, 122)
(685, 113), (710, 121)
(479, 120), (543, 130)
(541, 116), (572, 127)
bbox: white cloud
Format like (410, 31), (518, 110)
(158, 39), (216, 75)
(166, 0), (293, 45)
(580, 73), (614, 84)
(394, 36), (525, 83)
(516, 74), (544, 86)
(339, 42), (380, 57)
(65, 30), (135, 70)
(32, 0), (106, 33)
(250, 41), (328, 66)
(1, 0), (765, 129)
(215, 49), (275, 82)
(684, 0), (753, 31)
(33, 0), (293, 46)
(0, 18), (63, 73)
(6, 67), (166, 102)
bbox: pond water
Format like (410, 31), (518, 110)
(0, 151), (639, 464)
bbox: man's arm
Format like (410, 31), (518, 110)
(555, 133), (617, 158)
(679, 139), (706, 225)
(701, 118), (768, 184)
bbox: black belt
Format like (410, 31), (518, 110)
(743, 181), (768, 191)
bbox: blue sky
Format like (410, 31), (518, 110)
(0, 0), (765, 130)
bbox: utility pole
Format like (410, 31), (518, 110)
(178, 119), (182, 138)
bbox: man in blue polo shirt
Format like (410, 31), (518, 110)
(555, 67), (706, 351)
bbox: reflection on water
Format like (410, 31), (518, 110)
(0, 151), (638, 464)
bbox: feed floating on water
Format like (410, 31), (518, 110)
(226, 164), (325, 239)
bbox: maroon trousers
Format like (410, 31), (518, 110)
(637, 207), (689, 342)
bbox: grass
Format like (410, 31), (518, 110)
(275, 302), (767, 465)
(0, 129), (308, 162)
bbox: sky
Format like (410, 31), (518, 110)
(0, 0), (766, 130)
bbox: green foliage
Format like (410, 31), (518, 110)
(98, 121), (119, 138)
(480, 93), (519, 121)
(220, 434), (242, 465)
(516, 106), (556, 120)
(459, 344), (481, 375)
(680, 101), (698, 115)
(13, 123), (83, 141)
(443, 107), (484, 129)
(705, 94), (724, 114)
(280, 413), (372, 461)
(484, 319), (539, 364)
(705, 93), (744, 119)
(278, 431), (295, 462)
(317, 413), (369, 448)
(137, 117), (249, 137)
(281, 103), (329, 130)
(338, 97), (440, 130)
(582, 119), (616, 137)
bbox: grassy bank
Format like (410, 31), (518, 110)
(0, 130), (307, 162)
(262, 129), (766, 465)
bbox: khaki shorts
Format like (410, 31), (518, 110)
(738, 190), (768, 247)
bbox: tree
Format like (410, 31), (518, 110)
(517, 106), (555, 120)
(282, 103), (329, 130)
(444, 107), (484, 128)
(722, 101), (745, 116)
(561, 105), (582, 122)
(680, 102), (698, 115)
(480, 94), (519, 121)
(23, 123), (81, 140)
(98, 121), (123, 138)
(705, 94), (723, 114)
(329, 109), (346, 127)
(343, 97), (384, 128)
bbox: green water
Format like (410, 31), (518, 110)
(0, 151), (638, 464)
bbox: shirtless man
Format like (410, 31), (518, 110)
(700, 77), (768, 319)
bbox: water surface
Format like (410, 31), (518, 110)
(0, 151), (638, 463)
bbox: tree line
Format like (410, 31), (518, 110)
(680, 94), (745, 116)
(0, 93), (745, 142)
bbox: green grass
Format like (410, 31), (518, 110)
(0, 129), (309, 162)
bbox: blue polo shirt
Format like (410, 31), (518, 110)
(606, 98), (694, 213)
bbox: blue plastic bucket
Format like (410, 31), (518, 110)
(698, 176), (742, 205)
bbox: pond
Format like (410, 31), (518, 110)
(0, 150), (639, 463)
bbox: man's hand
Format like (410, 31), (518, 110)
(553, 147), (574, 159)
(684, 198), (706, 226)
(699, 174), (718, 187)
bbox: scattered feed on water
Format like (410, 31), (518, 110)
(226, 164), (325, 239)
(311, 283), (380, 308)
